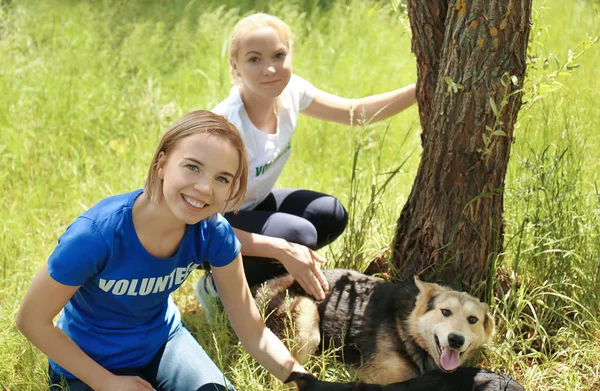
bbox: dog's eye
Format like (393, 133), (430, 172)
(441, 309), (452, 317)
(467, 316), (478, 324)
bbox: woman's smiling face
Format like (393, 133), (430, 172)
(157, 132), (240, 225)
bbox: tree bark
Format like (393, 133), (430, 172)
(387, 0), (532, 295)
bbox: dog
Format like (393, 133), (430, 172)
(284, 368), (525, 391)
(253, 269), (496, 385)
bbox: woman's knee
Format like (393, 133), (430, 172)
(150, 327), (235, 390)
(263, 214), (318, 249)
(306, 196), (348, 247)
(325, 196), (348, 233)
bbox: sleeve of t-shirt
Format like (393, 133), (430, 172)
(47, 217), (109, 286)
(293, 74), (317, 111)
(204, 214), (242, 267)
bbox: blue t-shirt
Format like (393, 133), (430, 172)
(47, 190), (241, 378)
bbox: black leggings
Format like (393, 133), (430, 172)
(223, 188), (348, 287)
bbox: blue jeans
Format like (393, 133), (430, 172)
(48, 326), (235, 391)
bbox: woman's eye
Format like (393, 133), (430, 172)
(185, 164), (198, 172)
(248, 57), (259, 63)
(216, 176), (230, 184)
(275, 52), (285, 60)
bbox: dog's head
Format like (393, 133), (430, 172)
(285, 372), (379, 391)
(408, 277), (495, 373)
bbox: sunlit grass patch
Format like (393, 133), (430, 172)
(1, 0), (599, 389)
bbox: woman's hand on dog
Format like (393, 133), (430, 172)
(279, 242), (329, 300)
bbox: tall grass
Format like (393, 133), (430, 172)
(1, 0), (599, 390)
(493, 2), (600, 389)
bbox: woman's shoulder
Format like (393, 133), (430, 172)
(191, 214), (240, 267)
(279, 74), (309, 95)
(83, 190), (140, 219)
(193, 213), (232, 236)
(77, 190), (141, 236)
(212, 85), (243, 118)
(280, 74), (317, 111)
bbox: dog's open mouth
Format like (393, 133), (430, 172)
(435, 335), (462, 372)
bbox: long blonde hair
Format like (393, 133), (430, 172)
(143, 110), (248, 211)
(228, 12), (294, 83)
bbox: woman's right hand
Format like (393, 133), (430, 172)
(98, 375), (154, 391)
(278, 241), (329, 300)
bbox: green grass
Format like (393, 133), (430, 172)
(1, 0), (599, 389)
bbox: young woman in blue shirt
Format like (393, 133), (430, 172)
(16, 110), (309, 391)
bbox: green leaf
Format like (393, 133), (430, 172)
(549, 53), (560, 68)
(490, 97), (498, 117)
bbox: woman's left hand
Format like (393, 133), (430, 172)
(278, 241), (329, 300)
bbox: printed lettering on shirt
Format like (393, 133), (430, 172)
(254, 142), (291, 177)
(98, 261), (200, 296)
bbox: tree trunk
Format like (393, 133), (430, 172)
(386, 0), (532, 295)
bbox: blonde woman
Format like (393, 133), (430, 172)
(196, 13), (417, 311)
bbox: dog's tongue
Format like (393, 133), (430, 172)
(440, 348), (460, 371)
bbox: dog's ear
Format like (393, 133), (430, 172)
(413, 275), (425, 291)
(414, 275), (443, 295)
(482, 303), (496, 342)
(413, 276), (443, 315)
(285, 371), (318, 390)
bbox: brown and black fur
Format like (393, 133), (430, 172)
(285, 368), (525, 391)
(254, 269), (495, 385)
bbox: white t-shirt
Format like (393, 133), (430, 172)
(212, 74), (316, 211)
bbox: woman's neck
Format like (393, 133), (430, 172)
(132, 194), (187, 258)
(239, 86), (278, 134)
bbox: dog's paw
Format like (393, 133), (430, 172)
(284, 372), (318, 390)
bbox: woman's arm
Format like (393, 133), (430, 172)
(301, 83), (416, 125)
(232, 227), (328, 300)
(16, 264), (153, 391)
(212, 254), (308, 382)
